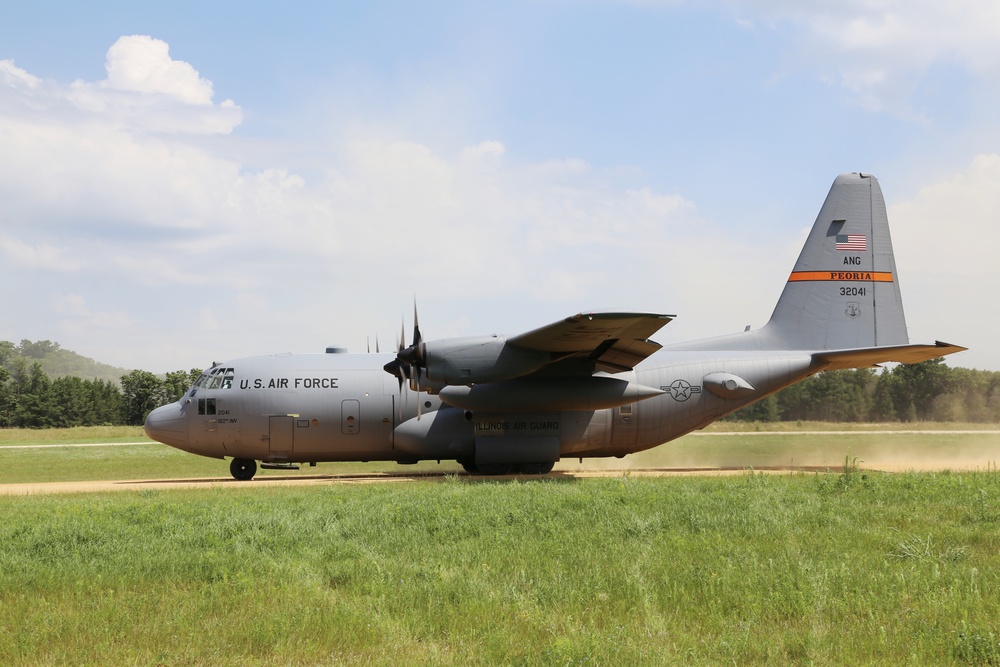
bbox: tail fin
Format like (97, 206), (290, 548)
(761, 172), (908, 350)
(666, 173), (964, 363)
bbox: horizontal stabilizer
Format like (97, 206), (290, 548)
(813, 341), (967, 370)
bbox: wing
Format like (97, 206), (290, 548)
(509, 311), (674, 373)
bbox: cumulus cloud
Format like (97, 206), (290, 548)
(731, 0), (1000, 115)
(0, 36), (712, 369)
(103, 35), (214, 104)
(43, 35), (244, 134)
(3, 29), (990, 372)
(0, 59), (41, 88)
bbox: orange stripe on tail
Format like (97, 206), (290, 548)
(787, 271), (894, 283)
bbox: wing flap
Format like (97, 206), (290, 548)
(593, 338), (664, 372)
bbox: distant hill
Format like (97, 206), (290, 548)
(1, 340), (132, 385)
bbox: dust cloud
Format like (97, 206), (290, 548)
(554, 430), (1000, 474)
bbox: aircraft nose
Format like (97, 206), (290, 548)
(144, 402), (189, 450)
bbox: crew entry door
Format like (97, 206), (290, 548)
(342, 399), (360, 435)
(269, 416), (294, 452)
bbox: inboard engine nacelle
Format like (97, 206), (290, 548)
(420, 335), (554, 385)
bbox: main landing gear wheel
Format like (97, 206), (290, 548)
(230, 458), (257, 481)
(476, 463), (514, 476)
(518, 462), (555, 475)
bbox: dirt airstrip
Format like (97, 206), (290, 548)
(4, 429), (998, 496)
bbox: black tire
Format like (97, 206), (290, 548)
(476, 463), (513, 476)
(230, 458), (257, 481)
(518, 462), (555, 475)
(457, 459), (479, 475)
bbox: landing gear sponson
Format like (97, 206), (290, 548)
(226, 458), (554, 480)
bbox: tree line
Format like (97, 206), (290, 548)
(0, 358), (200, 428)
(729, 358), (1000, 423)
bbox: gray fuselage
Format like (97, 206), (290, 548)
(145, 348), (816, 466)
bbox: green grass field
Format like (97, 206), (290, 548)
(2, 425), (1000, 665)
(2, 472), (1000, 665)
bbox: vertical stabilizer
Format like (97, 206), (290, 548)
(762, 173), (909, 350)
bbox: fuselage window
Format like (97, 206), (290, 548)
(198, 398), (217, 416)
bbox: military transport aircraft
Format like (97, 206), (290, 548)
(145, 173), (965, 479)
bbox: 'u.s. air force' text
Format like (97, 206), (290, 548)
(240, 377), (339, 389)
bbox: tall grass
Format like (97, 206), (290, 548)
(2, 473), (999, 664)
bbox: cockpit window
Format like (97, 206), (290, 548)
(194, 367), (235, 390)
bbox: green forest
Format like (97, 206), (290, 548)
(1, 339), (998, 428)
(0, 340), (198, 428)
(729, 357), (1000, 423)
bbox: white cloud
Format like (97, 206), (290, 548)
(460, 140), (506, 161)
(889, 154), (1000, 369)
(0, 59), (41, 88)
(0, 236), (84, 271)
(0, 37), (714, 369)
(47, 35), (244, 134)
(103, 35), (214, 104)
(731, 0), (1000, 115)
(1, 31), (994, 373)
(891, 154), (1000, 279)
(53, 294), (137, 336)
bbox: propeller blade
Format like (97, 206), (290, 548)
(398, 306), (426, 368)
(412, 299), (422, 348)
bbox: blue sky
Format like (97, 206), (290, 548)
(1, 1), (998, 372)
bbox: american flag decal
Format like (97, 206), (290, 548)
(836, 234), (867, 251)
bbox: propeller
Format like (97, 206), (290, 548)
(398, 302), (426, 369)
(382, 300), (429, 419)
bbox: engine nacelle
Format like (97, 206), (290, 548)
(421, 336), (553, 385)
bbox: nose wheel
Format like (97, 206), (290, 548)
(230, 458), (257, 481)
